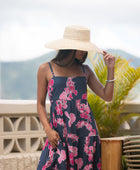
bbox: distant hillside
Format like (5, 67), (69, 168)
(107, 49), (140, 68)
(1, 49), (140, 100)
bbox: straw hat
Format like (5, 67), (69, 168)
(45, 25), (103, 54)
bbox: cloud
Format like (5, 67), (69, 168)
(0, 0), (140, 61)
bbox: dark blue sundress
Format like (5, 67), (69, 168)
(37, 62), (101, 170)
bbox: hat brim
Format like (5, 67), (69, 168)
(45, 39), (103, 54)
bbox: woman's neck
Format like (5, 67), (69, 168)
(54, 51), (77, 67)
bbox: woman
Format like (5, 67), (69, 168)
(37, 25), (115, 170)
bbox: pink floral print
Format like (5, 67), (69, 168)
(56, 148), (66, 164)
(76, 99), (92, 122)
(65, 111), (76, 127)
(75, 158), (83, 169)
(47, 79), (54, 99)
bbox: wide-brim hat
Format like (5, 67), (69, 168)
(45, 25), (103, 54)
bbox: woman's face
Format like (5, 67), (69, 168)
(74, 50), (87, 60)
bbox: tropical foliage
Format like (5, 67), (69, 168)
(87, 52), (140, 138)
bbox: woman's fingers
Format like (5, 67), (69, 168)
(104, 53), (114, 60)
(48, 130), (61, 148)
(103, 51), (114, 59)
(52, 143), (57, 148)
(56, 133), (61, 141)
(51, 133), (61, 148)
(51, 140), (58, 148)
(103, 51), (107, 56)
(104, 54), (110, 60)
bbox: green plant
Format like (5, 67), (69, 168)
(87, 53), (140, 138)
(122, 155), (128, 170)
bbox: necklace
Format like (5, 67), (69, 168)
(54, 60), (78, 77)
(52, 51), (77, 76)
(55, 59), (76, 67)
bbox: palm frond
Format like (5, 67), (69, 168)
(87, 53), (140, 138)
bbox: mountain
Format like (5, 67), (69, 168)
(0, 49), (140, 100)
(107, 49), (140, 68)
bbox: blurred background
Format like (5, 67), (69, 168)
(0, 0), (140, 100)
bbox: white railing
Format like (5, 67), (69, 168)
(0, 100), (49, 155)
(117, 100), (140, 136)
(0, 99), (140, 155)
(0, 99), (140, 170)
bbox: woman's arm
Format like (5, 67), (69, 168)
(37, 64), (52, 134)
(37, 64), (61, 148)
(86, 51), (115, 102)
(104, 67), (115, 101)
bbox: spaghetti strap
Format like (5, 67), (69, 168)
(81, 65), (86, 76)
(48, 62), (55, 77)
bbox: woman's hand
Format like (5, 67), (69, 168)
(103, 51), (115, 68)
(46, 128), (61, 148)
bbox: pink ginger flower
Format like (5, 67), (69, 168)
(64, 87), (70, 94)
(68, 146), (78, 157)
(59, 91), (67, 100)
(75, 158), (83, 169)
(57, 118), (64, 126)
(61, 99), (68, 109)
(83, 164), (93, 170)
(67, 93), (73, 100)
(69, 152), (74, 165)
(69, 85), (75, 91)
(76, 100), (81, 110)
(85, 122), (92, 131)
(84, 137), (90, 154)
(80, 113), (89, 119)
(97, 161), (101, 170)
(69, 113), (76, 126)
(82, 93), (87, 99)
(65, 112), (76, 127)
(76, 100), (91, 118)
(49, 79), (54, 86)
(66, 78), (74, 87)
(88, 150), (93, 161)
(89, 129), (96, 136)
(55, 102), (63, 116)
(47, 79), (54, 99)
(73, 90), (78, 95)
(67, 133), (79, 142)
(52, 113), (57, 127)
(56, 149), (66, 164)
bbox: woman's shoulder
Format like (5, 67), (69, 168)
(38, 61), (50, 72)
(82, 63), (91, 72)
(81, 64), (95, 81)
(81, 64), (91, 79)
(37, 61), (52, 81)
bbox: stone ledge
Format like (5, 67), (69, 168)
(0, 152), (41, 170)
(0, 99), (50, 114)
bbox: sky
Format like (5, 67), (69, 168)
(0, 0), (140, 61)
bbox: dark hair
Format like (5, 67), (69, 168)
(52, 49), (88, 65)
